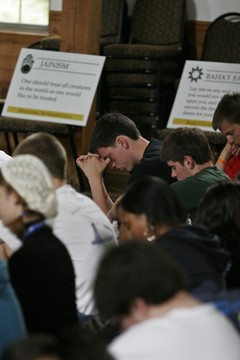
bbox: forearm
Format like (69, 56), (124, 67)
(88, 175), (113, 214)
(0, 242), (13, 260)
(215, 144), (233, 171)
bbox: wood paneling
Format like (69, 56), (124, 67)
(0, 1), (102, 157)
(0, 4), (209, 161)
(188, 20), (210, 60)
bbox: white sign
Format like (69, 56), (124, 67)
(167, 60), (240, 132)
(50, 0), (62, 11)
(2, 48), (105, 127)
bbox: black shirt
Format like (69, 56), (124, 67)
(129, 138), (172, 185)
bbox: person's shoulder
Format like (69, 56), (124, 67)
(144, 138), (163, 155)
(199, 166), (230, 180)
(0, 151), (11, 167)
(171, 177), (192, 190)
(131, 158), (172, 184)
(56, 184), (100, 209)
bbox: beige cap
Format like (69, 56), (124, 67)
(1, 154), (57, 218)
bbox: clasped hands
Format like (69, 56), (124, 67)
(76, 152), (111, 179)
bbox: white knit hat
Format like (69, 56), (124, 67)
(1, 154), (57, 218)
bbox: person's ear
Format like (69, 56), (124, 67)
(11, 191), (21, 205)
(183, 155), (195, 169)
(130, 298), (149, 320)
(116, 135), (129, 149)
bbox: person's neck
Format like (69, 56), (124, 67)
(53, 178), (67, 189)
(133, 136), (150, 163)
(146, 291), (200, 319)
(190, 160), (213, 176)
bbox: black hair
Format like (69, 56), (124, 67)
(90, 113), (140, 153)
(120, 176), (187, 228)
(195, 180), (240, 252)
(212, 92), (240, 130)
(160, 127), (211, 164)
(94, 241), (186, 318)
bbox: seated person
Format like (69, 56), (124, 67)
(213, 92), (240, 179)
(94, 241), (240, 360)
(117, 176), (230, 292)
(195, 180), (240, 289)
(0, 259), (26, 357)
(0, 155), (78, 334)
(0, 132), (117, 320)
(76, 113), (172, 219)
(160, 127), (229, 221)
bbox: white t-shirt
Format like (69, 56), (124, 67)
(0, 151), (12, 166)
(108, 304), (240, 360)
(0, 185), (117, 315)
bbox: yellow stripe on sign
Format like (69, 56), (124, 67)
(7, 106), (84, 121)
(173, 118), (212, 127)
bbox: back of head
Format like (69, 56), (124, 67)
(212, 92), (240, 131)
(195, 180), (240, 249)
(120, 176), (187, 228)
(57, 325), (113, 360)
(90, 113), (140, 153)
(160, 127), (211, 164)
(94, 241), (186, 319)
(13, 132), (67, 180)
(2, 334), (60, 360)
(0, 154), (57, 219)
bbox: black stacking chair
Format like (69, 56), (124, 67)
(101, 0), (189, 136)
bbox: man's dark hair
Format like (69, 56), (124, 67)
(160, 127), (211, 164)
(120, 176), (187, 229)
(13, 132), (67, 179)
(94, 241), (186, 318)
(90, 113), (140, 153)
(212, 92), (240, 130)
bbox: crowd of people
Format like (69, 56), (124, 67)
(0, 92), (240, 359)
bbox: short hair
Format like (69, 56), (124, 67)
(212, 93), (240, 130)
(195, 180), (240, 252)
(13, 132), (67, 179)
(160, 127), (211, 164)
(2, 334), (60, 360)
(120, 176), (187, 229)
(90, 113), (140, 153)
(94, 241), (186, 318)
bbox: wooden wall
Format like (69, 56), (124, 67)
(0, 6), (209, 156)
(0, 0), (102, 157)
(188, 20), (210, 60)
(0, 15), (210, 98)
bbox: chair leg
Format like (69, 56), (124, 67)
(13, 132), (19, 147)
(3, 132), (12, 155)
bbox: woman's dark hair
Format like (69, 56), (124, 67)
(195, 181), (240, 250)
(120, 176), (187, 228)
(195, 181), (240, 288)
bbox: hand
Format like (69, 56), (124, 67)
(231, 144), (240, 157)
(220, 142), (235, 161)
(76, 153), (111, 179)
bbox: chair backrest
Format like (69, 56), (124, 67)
(202, 13), (240, 63)
(100, 0), (128, 52)
(130, 0), (186, 45)
(28, 36), (61, 51)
